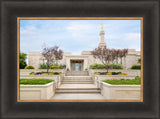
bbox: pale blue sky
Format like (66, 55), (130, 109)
(20, 19), (141, 55)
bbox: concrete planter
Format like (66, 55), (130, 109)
(20, 75), (63, 87)
(20, 82), (56, 100)
(101, 82), (141, 100)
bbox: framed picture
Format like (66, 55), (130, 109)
(17, 17), (143, 102)
(1, 0), (159, 119)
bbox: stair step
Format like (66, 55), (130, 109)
(66, 71), (89, 76)
(62, 82), (94, 84)
(56, 88), (100, 90)
(56, 90), (101, 93)
(64, 77), (91, 80)
(62, 80), (93, 82)
(63, 80), (92, 81)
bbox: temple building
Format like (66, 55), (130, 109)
(28, 25), (141, 70)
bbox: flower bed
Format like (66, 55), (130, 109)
(94, 72), (127, 75)
(29, 72), (62, 75)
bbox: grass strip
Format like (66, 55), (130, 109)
(103, 76), (141, 85)
(20, 79), (54, 85)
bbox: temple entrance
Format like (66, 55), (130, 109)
(70, 60), (84, 71)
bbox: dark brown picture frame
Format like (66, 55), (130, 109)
(1, 0), (159, 119)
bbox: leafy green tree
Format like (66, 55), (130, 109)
(20, 52), (27, 69)
(138, 58), (141, 64)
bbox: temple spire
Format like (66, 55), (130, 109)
(98, 24), (106, 49)
(101, 24), (103, 30)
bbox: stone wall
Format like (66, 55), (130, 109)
(20, 82), (56, 100)
(28, 49), (141, 70)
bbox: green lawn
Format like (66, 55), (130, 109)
(20, 79), (54, 85)
(103, 76), (141, 85)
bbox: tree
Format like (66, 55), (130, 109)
(119, 49), (128, 64)
(92, 47), (113, 72)
(42, 46), (63, 73)
(122, 49), (128, 69)
(92, 47), (128, 72)
(115, 49), (120, 63)
(138, 58), (141, 64)
(19, 52), (27, 69)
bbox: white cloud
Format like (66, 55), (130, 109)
(107, 33), (141, 51)
(20, 20), (141, 54)
(20, 26), (38, 35)
(124, 33), (141, 51)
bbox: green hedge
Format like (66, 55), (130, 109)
(89, 63), (106, 69)
(89, 63), (123, 69)
(59, 64), (66, 69)
(39, 63), (47, 69)
(39, 63), (66, 69)
(130, 65), (141, 69)
(108, 63), (123, 69)
(24, 65), (35, 69)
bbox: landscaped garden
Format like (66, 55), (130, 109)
(39, 63), (66, 69)
(20, 79), (54, 85)
(103, 76), (141, 85)
(130, 65), (141, 69)
(89, 63), (123, 69)
(29, 72), (62, 75)
(94, 72), (127, 75)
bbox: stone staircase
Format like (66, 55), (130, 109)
(55, 71), (101, 94)
(66, 71), (89, 76)
(56, 88), (100, 93)
(62, 76), (93, 84)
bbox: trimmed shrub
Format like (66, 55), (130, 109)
(130, 65), (141, 69)
(89, 63), (106, 69)
(59, 64), (66, 69)
(39, 63), (47, 69)
(89, 63), (123, 69)
(50, 65), (59, 69)
(108, 63), (123, 69)
(25, 65), (35, 69)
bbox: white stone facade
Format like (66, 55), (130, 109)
(28, 25), (141, 70)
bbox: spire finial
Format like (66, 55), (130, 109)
(101, 24), (103, 30)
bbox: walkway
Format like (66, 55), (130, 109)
(51, 84), (104, 100)
(51, 71), (105, 100)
